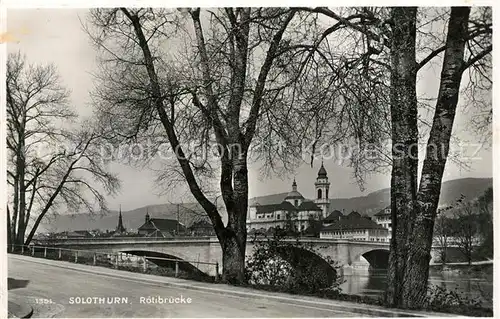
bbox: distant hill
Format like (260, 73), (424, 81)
(249, 177), (492, 217)
(329, 177), (492, 217)
(39, 177), (491, 233)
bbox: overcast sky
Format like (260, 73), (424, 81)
(7, 9), (493, 211)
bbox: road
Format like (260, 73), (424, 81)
(8, 254), (427, 318)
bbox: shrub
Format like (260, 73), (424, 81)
(245, 233), (342, 294)
(424, 284), (492, 316)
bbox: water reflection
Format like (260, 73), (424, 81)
(340, 267), (493, 308)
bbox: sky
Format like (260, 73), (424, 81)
(6, 9), (493, 212)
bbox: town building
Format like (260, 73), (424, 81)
(188, 220), (215, 236)
(374, 206), (392, 237)
(319, 216), (389, 241)
(303, 219), (324, 237)
(137, 211), (186, 238)
(54, 230), (93, 239)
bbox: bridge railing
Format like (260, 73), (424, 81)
(8, 244), (220, 281)
(33, 236), (217, 243)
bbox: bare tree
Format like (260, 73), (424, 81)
(85, 8), (331, 283)
(475, 187), (493, 259)
(452, 196), (480, 265)
(396, 7), (490, 308)
(433, 208), (453, 265)
(292, 6), (491, 308)
(6, 53), (120, 247)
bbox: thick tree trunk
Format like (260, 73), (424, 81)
(402, 7), (471, 308)
(385, 7), (419, 308)
(221, 232), (247, 283)
(216, 183), (248, 285)
(220, 155), (248, 283)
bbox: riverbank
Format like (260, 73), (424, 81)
(429, 261), (493, 275)
(339, 264), (492, 313)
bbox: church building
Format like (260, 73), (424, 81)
(137, 210), (186, 238)
(246, 163), (331, 233)
(112, 206), (127, 236)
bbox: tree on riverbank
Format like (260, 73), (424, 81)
(384, 7), (490, 308)
(452, 196), (480, 265)
(433, 209), (454, 265)
(296, 7), (491, 308)
(450, 188), (493, 264)
(476, 187), (493, 259)
(6, 52), (119, 247)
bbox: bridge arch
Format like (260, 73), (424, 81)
(273, 245), (337, 286)
(354, 249), (390, 269)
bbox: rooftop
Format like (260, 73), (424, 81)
(324, 210), (343, 222)
(139, 218), (186, 232)
(374, 206), (391, 216)
(347, 211), (361, 218)
(254, 200), (322, 214)
(317, 163), (328, 177)
(321, 216), (386, 231)
(284, 190), (304, 200)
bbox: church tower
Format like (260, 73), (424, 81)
(145, 207), (151, 224)
(116, 205), (126, 234)
(314, 162), (330, 218)
(284, 178), (304, 207)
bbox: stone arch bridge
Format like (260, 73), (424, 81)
(36, 237), (441, 276)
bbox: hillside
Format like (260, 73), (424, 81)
(250, 177), (492, 217)
(38, 177), (492, 233)
(329, 177), (492, 217)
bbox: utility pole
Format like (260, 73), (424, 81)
(177, 204), (180, 236)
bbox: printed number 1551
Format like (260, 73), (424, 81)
(35, 298), (53, 304)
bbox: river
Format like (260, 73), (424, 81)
(340, 266), (493, 308)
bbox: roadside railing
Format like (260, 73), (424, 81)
(8, 244), (220, 282)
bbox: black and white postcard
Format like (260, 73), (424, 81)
(2, 2), (495, 318)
